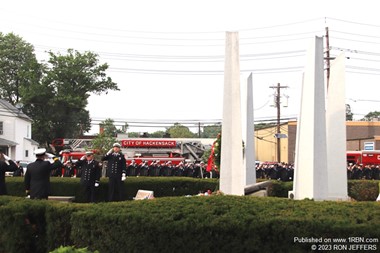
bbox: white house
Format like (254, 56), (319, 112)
(0, 99), (39, 162)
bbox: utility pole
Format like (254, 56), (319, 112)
(325, 26), (331, 89)
(270, 83), (288, 162)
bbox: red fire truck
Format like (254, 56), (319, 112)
(120, 138), (206, 165)
(59, 149), (87, 164)
(346, 150), (380, 166)
(52, 138), (209, 166)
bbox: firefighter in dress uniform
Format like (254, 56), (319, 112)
(25, 148), (63, 199)
(0, 151), (17, 195)
(102, 143), (127, 201)
(76, 151), (101, 203)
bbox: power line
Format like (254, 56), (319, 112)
(326, 17), (380, 28)
(330, 30), (380, 40)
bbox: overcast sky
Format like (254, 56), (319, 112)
(1, 0), (380, 134)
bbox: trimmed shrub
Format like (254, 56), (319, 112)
(267, 180), (293, 197)
(45, 202), (88, 251)
(69, 196), (380, 253)
(4, 177), (380, 201)
(0, 198), (48, 253)
(0, 195), (379, 253)
(348, 180), (379, 201)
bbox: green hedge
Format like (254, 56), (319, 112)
(348, 180), (380, 201)
(0, 197), (48, 253)
(64, 198), (380, 252)
(0, 196), (379, 253)
(266, 180), (380, 201)
(4, 177), (380, 202)
(5, 177), (219, 202)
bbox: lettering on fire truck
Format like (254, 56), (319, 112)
(121, 139), (176, 148)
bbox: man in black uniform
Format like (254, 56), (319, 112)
(12, 161), (24, 177)
(24, 148), (62, 199)
(76, 151), (101, 203)
(0, 151), (17, 195)
(102, 143), (127, 202)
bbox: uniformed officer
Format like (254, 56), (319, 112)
(127, 159), (138, 177)
(0, 150), (17, 195)
(102, 143), (127, 201)
(24, 148), (63, 199)
(76, 151), (101, 203)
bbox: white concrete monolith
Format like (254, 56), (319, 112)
(326, 53), (348, 200)
(291, 36), (328, 200)
(244, 73), (256, 186)
(220, 32), (244, 195)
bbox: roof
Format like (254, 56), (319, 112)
(0, 138), (18, 146)
(0, 99), (32, 122)
(24, 138), (39, 146)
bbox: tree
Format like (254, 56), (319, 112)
(166, 123), (195, 138)
(118, 122), (129, 133)
(346, 104), (353, 121)
(100, 118), (118, 137)
(201, 124), (221, 138)
(21, 49), (119, 146)
(127, 132), (141, 138)
(255, 122), (276, 130)
(150, 130), (166, 138)
(91, 118), (118, 155)
(0, 32), (42, 105)
(362, 111), (380, 121)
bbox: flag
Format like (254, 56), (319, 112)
(206, 141), (216, 172)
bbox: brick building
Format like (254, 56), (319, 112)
(255, 120), (380, 164)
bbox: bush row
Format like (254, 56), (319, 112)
(5, 177), (380, 202)
(0, 196), (379, 253)
(5, 177), (219, 202)
(267, 180), (380, 201)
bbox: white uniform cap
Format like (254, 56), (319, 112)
(113, 143), (121, 148)
(34, 148), (47, 156)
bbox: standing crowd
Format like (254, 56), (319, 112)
(255, 162), (294, 181)
(256, 162), (380, 181)
(347, 164), (380, 180)
(0, 143), (127, 203)
(3, 144), (379, 204)
(124, 160), (219, 179)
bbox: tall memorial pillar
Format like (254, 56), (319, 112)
(326, 53), (348, 200)
(245, 73), (256, 186)
(220, 32), (245, 195)
(291, 36), (328, 200)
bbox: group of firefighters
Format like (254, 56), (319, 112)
(347, 163), (380, 180)
(255, 162), (295, 181)
(256, 162), (380, 181)
(54, 159), (220, 179)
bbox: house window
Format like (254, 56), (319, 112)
(27, 125), (30, 138)
(25, 150), (29, 157)
(0, 122), (3, 135)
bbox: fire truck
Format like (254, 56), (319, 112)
(52, 137), (211, 166)
(59, 149), (87, 163)
(120, 138), (207, 165)
(51, 138), (94, 153)
(346, 150), (380, 166)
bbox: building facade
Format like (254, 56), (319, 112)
(0, 99), (39, 161)
(255, 120), (380, 164)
